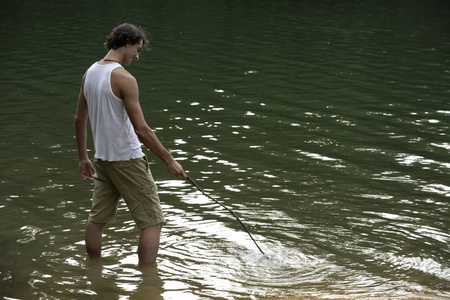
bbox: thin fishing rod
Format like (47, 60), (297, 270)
(186, 176), (265, 256)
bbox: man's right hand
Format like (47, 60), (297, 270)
(79, 159), (95, 180)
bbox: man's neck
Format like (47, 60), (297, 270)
(103, 49), (124, 64)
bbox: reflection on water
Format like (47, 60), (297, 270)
(1, 0), (450, 299)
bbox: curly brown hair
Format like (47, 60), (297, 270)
(104, 23), (150, 50)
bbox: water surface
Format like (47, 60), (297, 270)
(1, 0), (449, 299)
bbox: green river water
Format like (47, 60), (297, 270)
(1, 0), (449, 299)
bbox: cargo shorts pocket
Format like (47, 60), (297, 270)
(139, 184), (159, 205)
(125, 184), (157, 211)
(128, 184), (163, 228)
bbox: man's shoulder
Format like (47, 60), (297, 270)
(110, 67), (138, 98)
(112, 67), (136, 83)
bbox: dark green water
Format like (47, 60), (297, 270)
(1, 0), (449, 299)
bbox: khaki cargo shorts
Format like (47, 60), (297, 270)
(89, 156), (164, 229)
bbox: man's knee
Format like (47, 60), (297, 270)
(85, 221), (106, 256)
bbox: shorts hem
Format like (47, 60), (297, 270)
(88, 216), (115, 224)
(138, 218), (165, 230)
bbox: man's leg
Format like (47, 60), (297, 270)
(85, 221), (106, 256)
(138, 222), (163, 265)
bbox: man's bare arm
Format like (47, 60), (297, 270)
(113, 69), (186, 179)
(74, 74), (95, 180)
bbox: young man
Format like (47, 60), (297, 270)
(74, 23), (186, 265)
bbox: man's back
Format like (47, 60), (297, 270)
(84, 62), (144, 161)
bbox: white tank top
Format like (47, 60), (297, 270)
(83, 62), (144, 161)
